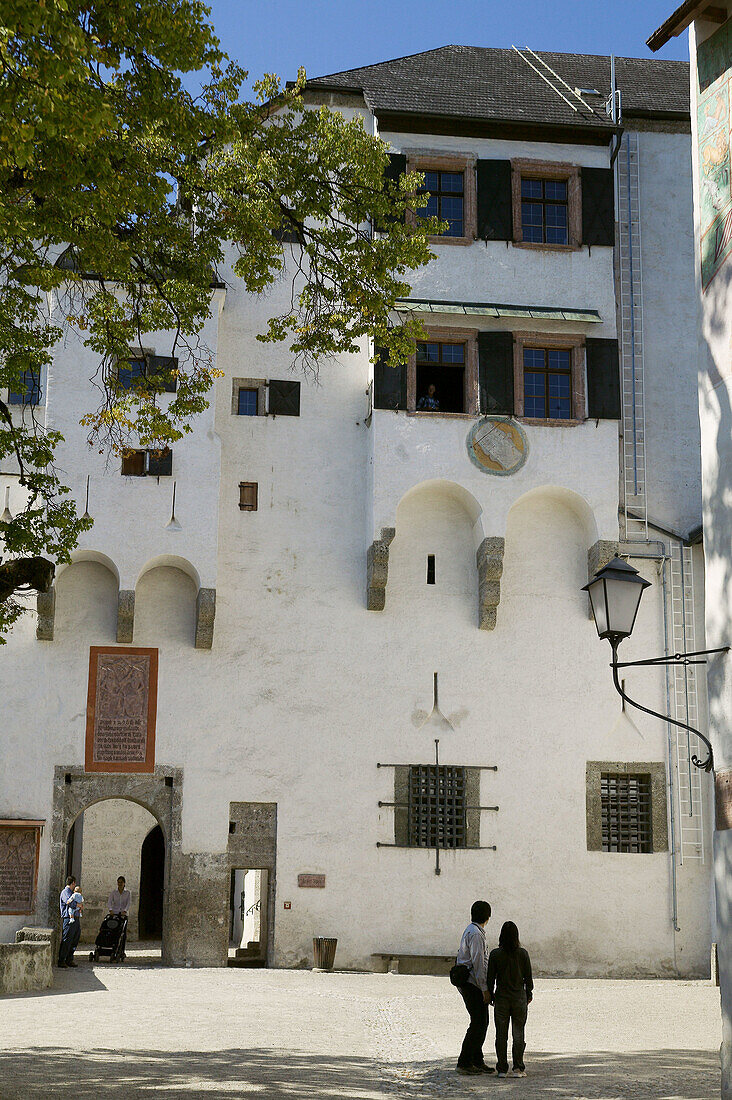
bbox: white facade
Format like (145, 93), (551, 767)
(0, 53), (714, 977)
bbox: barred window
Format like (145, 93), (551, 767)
(601, 772), (652, 853)
(408, 765), (467, 849)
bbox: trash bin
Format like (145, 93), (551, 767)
(312, 937), (337, 971)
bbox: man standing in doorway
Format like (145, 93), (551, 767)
(455, 899), (494, 1075)
(108, 875), (131, 959)
(57, 875), (81, 968)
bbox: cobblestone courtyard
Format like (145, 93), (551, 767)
(0, 965), (722, 1098)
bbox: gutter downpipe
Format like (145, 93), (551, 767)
(620, 540), (680, 938)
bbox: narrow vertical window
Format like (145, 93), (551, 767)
(427, 555), (436, 585)
(239, 482), (258, 511)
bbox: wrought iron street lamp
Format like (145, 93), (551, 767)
(583, 556), (728, 773)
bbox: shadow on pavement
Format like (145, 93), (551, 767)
(1, 967), (108, 1000)
(0, 1046), (720, 1099)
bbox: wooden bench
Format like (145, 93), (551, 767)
(372, 952), (454, 976)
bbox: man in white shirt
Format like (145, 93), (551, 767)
(455, 899), (493, 1076)
(108, 876), (131, 916)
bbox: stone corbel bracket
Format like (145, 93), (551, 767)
(587, 540), (620, 619)
(477, 537), (505, 631)
(36, 588), (55, 641)
(116, 589), (135, 643)
(366, 528), (396, 611)
(195, 588), (216, 649)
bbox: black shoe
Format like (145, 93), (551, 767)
(67, 961), (78, 968)
(57, 963), (67, 969)
(456, 1066), (482, 1076)
(474, 1065), (496, 1074)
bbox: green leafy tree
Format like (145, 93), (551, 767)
(0, 0), (439, 636)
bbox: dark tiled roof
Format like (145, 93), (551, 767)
(307, 46), (689, 129)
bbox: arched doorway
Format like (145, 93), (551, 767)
(138, 825), (165, 939)
(62, 796), (165, 962)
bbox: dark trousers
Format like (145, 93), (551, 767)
(457, 982), (488, 1068)
(58, 917), (81, 965)
(494, 991), (528, 1073)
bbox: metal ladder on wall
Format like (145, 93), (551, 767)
(617, 132), (648, 543)
(669, 542), (705, 862)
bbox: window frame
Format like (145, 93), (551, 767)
(406, 152), (477, 246)
(511, 159), (582, 251)
(120, 448), (172, 477)
(586, 761), (668, 854)
(231, 377), (267, 417)
(7, 369), (43, 407)
(512, 331), (586, 425)
(407, 327), (479, 417)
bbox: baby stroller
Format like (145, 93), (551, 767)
(89, 913), (128, 963)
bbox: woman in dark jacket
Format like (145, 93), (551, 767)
(487, 921), (533, 1077)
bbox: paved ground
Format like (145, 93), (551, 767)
(0, 964), (722, 1098)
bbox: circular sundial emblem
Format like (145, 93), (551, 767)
(466, 417), (528, 476)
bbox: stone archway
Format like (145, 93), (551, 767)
(48, 766), (181, 964)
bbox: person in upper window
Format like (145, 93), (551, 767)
(108, 875), (131, 916)
(417, 384), (440, 411)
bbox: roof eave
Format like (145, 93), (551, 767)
(648, 0), (726, 51)
(375, 109), (619, 144)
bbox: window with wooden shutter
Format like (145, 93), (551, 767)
(239, 482), (258, 511)
(586, 338), (621, 419)
(478, 332), (514, 415)
(147, 355), (178, 393)
(268, 379), (301, 416)
(477, 160), (513, 241)
(373, 345), (407, 411)
(581, 168), (615, 247)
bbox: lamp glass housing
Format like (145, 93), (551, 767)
(583, 557), (651, 642)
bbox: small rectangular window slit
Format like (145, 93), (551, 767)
(239, 482), (258, 511)
(427, 555), (436, 585)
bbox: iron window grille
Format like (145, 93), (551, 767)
(408, 765), (467, 849)
(523, 347), (572, 419)
(420, 170), (464, 237)
(521, 177), (569, 245)
(601, 772), (652, 853)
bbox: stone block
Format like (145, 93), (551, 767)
(195, 588), (216, 649)
(116, 589), (135, 644)
(476, 537), (505, 630)
(36, 588), (55, 641)
(366, 528), (395, 611)
(15, 925), (58, 963)
(587, 540), (620, 619)
(0, 941), (52, 994)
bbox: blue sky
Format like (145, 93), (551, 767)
(204, 0), (688, 90)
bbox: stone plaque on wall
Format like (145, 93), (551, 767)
(0, 823), (42, 914)
(85, 647), (158, 773)
(716, 770), (732, 831)
(298, 874), (326, 888)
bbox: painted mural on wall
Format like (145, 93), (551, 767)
(85, 647), (158, 772)
(466, 416), (528, 475)
(0, 826), (39, 914)
(698, 16), (732, 289)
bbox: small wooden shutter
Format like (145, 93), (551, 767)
(378, 153), (407, 229)
(148, 355), (178, 393)
(147, 447), (173, 476)
(586, 338), (621, 419)
(269, 379), (301, 416)
(373, 344), (407, 411)
(581, 168), (614, 247)
(239, 482), (258, 511)
(476, 160), (513, 241)
(121, 450), (146, 477)
(478, 332), (514, 415)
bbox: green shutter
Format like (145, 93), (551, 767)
(373, 344), (407, 411)
(478, 332), (514, 415)
(586, 338), (620, 419)
(148, 355), (178, 393)
(269, 379), (301, 416)
(581, 168), (614, 247)
(477, 160), (513, 241)
(378, 153), (407, 230)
